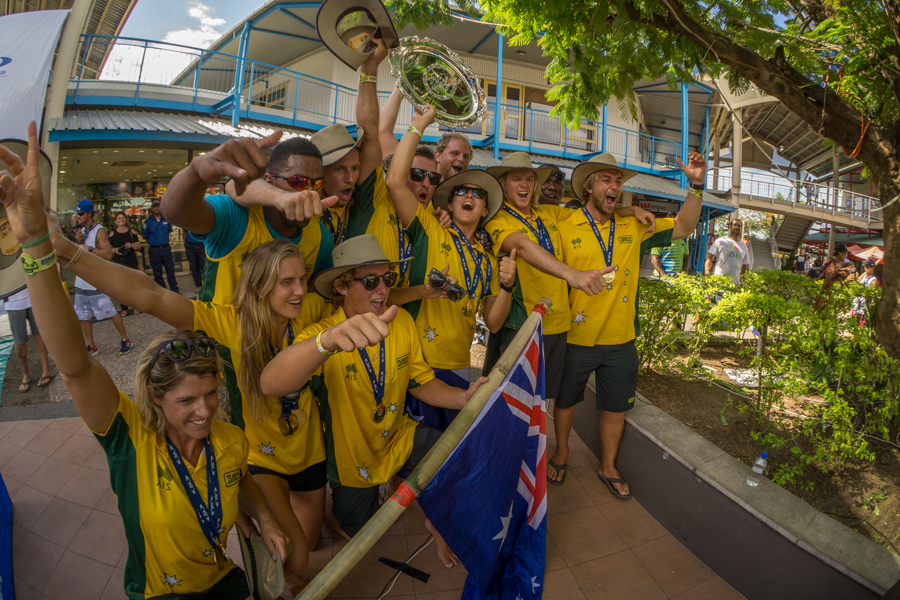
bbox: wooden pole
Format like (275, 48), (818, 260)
(297, 299), (552, 600)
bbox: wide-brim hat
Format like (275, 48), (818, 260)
(310, 124), (364, 166)
(0, 139), (52, 300)
(238, 530), (285, 600)
(431, 169), (503, 229)
(486, 152), (552, 195)
(571, 153), (639, 203)
(313, 234), (413, 297)
(317, 0), (399, 71)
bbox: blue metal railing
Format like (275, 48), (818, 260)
(71, 34), (680, 168)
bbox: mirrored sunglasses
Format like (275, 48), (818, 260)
(351, 271), (399, 290)
(546, 171), (565, 182)
(451, 185), (488, 200)
(268, 174), (326, 193)
(427, 268), (467, 302)
(149, 337), (217, 371)
(409, 168), (441, 185)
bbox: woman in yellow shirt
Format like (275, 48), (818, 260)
(0, 127), (288, 599)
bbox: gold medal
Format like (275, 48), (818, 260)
(373, 404), (387, 423)
(603, 271), (615, 284)
(279, 413), (299, 437)
(294, 410), (307, 428)
(214, 544), (225, 570)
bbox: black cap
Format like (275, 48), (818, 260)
(864, 257), (876, 266)
(151, 199), (161, 206)
(834, 243), (847, 253)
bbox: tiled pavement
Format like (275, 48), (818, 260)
(1, 416), (746, 600)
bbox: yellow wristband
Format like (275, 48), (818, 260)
(407, 125), (422, 137)
(359, 73), (377, 84)
(316, 330), (337, 357)
(22, 250), (57, 276)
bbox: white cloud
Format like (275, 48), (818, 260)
(164, 2), (227, 49)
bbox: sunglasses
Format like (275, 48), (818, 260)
(451, 186), (488, 200)
(546, 171), (565, 182)
(351, 271), (399, 290)
(268, 174), (326, 193)
(76, 211), (89, 216)
(428, 268), (467, 302)
(409, 168), (441, 185)
(149, 337), (217, 371)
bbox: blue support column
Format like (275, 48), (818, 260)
(232, 22), (251, 127)
(601, 104), (608, 153)
(680, 80), (689, 188)
(493, 32), (504, 160)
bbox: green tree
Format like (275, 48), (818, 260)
(389, 0), (900, 359)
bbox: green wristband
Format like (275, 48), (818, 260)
(21, 231), (50, 248)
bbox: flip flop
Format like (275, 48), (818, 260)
(598, 472), (632, 500)
(19, 380), (32, 393)
(38, 374), (55, 388)
(547, 460), (567, 486)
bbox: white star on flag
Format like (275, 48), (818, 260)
(493, 501), (514, 550)
(531, 576), (541, 591)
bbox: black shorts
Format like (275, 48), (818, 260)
(557, 341), (639, 413)
(492, 328), (566, 399)
(248, 460), (327, 492)
(330, 424), (441, 537)
(148, 565), (249, 600)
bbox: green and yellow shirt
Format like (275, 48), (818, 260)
(192, 296), (330, 475)
(403, 203), (498, 369)
(297, 307), (434, 488)
(322, 204), (349, 247)
(92, 391), (247, 599)
(558, 213), (675, 346)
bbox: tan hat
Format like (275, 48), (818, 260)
(238, 530), (285, 600)
(310, 124), (364, 166)
(313, 234), (413, 297)
(431, 169), (503, 229)
(570, 153), (638, 203)
(317, 0), (399, 71)
(486, 152), (552, 195)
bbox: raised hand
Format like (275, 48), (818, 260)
(423, 264), (459, 300)
(0, 121), (49, 245)
(676, 151), (707, 186)
(273, 190), (339, 222)
(319, 305), (398, 353)
(499, 249), (517, 288)
(190, 130), (283, 195)
(567, 264), (616, 296)
(360, 37), (389, 74)
(411, 104), (437, 132)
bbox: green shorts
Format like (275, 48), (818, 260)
(557, 341), (639, 413)
(330, 424), (441, 537)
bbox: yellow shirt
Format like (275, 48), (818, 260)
(92, 391), (247, 599)
(297, 307), (435, 487)
(197, 201), (331, 305)
(323, 204), (349, 246)
(192, 296), (330, 475)
(486, 203), (573, 335)
(404, 203), (498, 369)
(558, 213), (675, 346)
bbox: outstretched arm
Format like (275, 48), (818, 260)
(357, 38), (389, 182)
(379, 87), (405, 160)
(225, 178), (337, 222)
(500, 232), (613, 296)
(672, 152), (707, 240)
(385, 105), (437, 227)
(0, 123), (118, 433)
(409, 375), (488, 409)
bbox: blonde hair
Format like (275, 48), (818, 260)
(133, 330), (226, 436)
(232, 240), (306, 421)
(325, 268), (358, 307)
(436, 132), (472, 155)
(499, 171), (539, 209)
(582, 168), (625, 202)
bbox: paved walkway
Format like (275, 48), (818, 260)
(2, 410), (745, 600)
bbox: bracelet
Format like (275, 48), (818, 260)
(407, 125), (422, 137)
(359, 73), (377, 84)
(316, 330), (337, 357)
(64, 245), (85, 269)
(21, 231), (50, 248)
(499, 281), (516, 293)
(22, 250), (57, 276)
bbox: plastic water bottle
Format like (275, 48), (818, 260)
(746, 452), (768, 487)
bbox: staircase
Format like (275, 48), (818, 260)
(774, 215), (814, 253)
(749, 238), (775, 271)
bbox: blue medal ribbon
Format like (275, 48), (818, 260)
(357, 340), (386, 405)
(501, 205), (554, 254)
(165, 436), (223, 550)
(278, 322), (298, 417)
(581, 207), (615, 267)
(397, 218), (411, 282)
(323, 208), (346, 245)
(450, 225), (492, 299)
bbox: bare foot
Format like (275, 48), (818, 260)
(599, 466), (630, 496)
(425, 519), (459, 568)
(547, 450), (568, 483)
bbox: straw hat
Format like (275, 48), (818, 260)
(317, 0), (399, 71)
(486, 152), (552, 193)
(0, 138), (52, 299)
(431, 169), (503, 229)
(313, 234), (413, 297)
(310, 124), (364, 166)
(570, 153), (638, 203)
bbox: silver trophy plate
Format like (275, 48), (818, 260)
(390, 36), (486, 129)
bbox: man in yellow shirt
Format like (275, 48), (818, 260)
(551, 152), (707, 497)
(260, 234), (486, 568)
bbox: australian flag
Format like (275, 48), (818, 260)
(418, 322), (547, 599)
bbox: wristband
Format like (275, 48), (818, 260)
(359, 73), (377, 84)
(21, 231), (50, 248)
(407, 125), (422, 137)
(690, 182), (704, 191)
(316, 330), (337, 357)
(22, 250), (57, 276)
(499, 281), (516, 293)
(65, 245), (85, 269)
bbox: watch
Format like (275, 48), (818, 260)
(499, 281), (516, 293)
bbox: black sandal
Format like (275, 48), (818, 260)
(38, 374), (55, 388)
(547, 460), (567, 486)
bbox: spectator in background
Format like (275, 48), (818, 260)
(859, 257), (880, 288)
(183, 229), (206, 290)
(818, 243), (856, 283)
(794, 247), (808, 275)
(142, 199), (179, 293)
(3, 289), (53, 392)
(705, 218), (750, 286)
(537, 165), (566, 207)
(650, 213), (689, 276)
(109, 211), (142, 317)
(742, 232), (754, 271)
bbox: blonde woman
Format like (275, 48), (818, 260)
(0, 125), (288, 599)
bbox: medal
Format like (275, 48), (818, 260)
(450, 224), (492, 311)
(582, 207), (616, 274)
(214, 544), (226, 570)
(373, 404), (387, 423)
(603, 271), (615, 284)
(358, 340), (387, 424)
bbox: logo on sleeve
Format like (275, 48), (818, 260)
(223, 469), (242, 487)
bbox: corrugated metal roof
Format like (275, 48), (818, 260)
(627, 173), (732, 209)
(468, 149), (582, 169)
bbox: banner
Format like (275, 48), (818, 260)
(0, 10), (70, 140)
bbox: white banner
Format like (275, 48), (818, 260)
(0, 10), (69, 140)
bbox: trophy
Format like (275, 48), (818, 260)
(390, 36), (487, 129)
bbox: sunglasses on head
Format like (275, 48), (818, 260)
(428, 268), (467, 302)
(351, 271), (399, 290)
(546, 171), (565, 182)
(451, 185), (488, 200)
(409, 168), (441, 185)
(268, 174), (326, 193)
(149, 337), (217, 371)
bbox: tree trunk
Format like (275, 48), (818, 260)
(872, 171), (900, 359)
